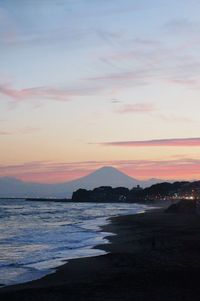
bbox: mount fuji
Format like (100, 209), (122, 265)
(0, 166), (163, 198)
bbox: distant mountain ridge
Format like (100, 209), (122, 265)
(0, 166), (164, 198)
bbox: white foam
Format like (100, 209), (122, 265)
(0, 200), (150, 286)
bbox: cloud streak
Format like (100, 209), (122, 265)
(0, 83), (103, 103)
(0, 84), (79, 102)
(93, 25), (200, 91)
(100, 137), (200, 147)
(0, 127), (40, 135)
(164, 18), (198, 35)
(0, 131), (11, 135)
(116, 103), (155, 114)
(155, 113), (193, 123)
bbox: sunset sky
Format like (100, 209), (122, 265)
(1, 0), (200, 183)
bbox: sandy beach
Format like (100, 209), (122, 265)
(1, 209), (200, 300)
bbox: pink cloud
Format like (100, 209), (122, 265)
(0, 83), (102, 104)
(0, 84), (78, 102)
(169, 79), (197, 86)
(101, 137), (200, 147)
(156, 114), (193, 123)
(120, 159), (200, 180)
(116, 103), (155, 113)
(1, 158), (200, 183)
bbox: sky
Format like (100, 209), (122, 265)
(1, 0), (200, 183)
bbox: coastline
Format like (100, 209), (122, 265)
(2, 208), (200, 300)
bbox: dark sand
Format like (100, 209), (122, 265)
(2, 209), (200, 300)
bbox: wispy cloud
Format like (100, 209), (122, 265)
(93, 27), (200, 91)
(164, 18), (198, 35)
(0, 84), (76, 102)
(110, 98), (122, 103)
(155, 114), (193, 123)
(19, 126), (40, 134)
(100, 137), (200, 147)
(132, 38), (162, 47)
(119, 158), (200, 180)
(0, 161), (98, 183)
(0, 127), (39, 135)
(0, 2), (143, 49)
(0, 83), (102, 104)
(0, 131), (11, 135)
(88, 70), (149, 83)
(116, 102), (155, 114)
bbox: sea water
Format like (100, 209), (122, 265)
(0, 199), (150, 286)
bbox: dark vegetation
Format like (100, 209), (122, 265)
(72, 181), (200, 203)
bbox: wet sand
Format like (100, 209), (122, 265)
(1, 209), (200, 300)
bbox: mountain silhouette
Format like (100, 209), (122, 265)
(0, 166), (163, 198)
(66, 166), (138, 189)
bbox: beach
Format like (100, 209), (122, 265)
(1, 209), (200, 300)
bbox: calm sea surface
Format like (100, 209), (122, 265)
(0, 199), (151, 286)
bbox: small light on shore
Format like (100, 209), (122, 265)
(185, 196), (194, 200)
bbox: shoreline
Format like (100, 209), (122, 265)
(0, 202), (152, 288)
(0, 207), (153, 289)
(0, 201), (150, 288)
(2, 208), (200, 300)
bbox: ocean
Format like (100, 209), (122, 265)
(0, 199), (151, 286)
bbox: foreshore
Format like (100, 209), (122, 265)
(1, 208), (200, 300)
